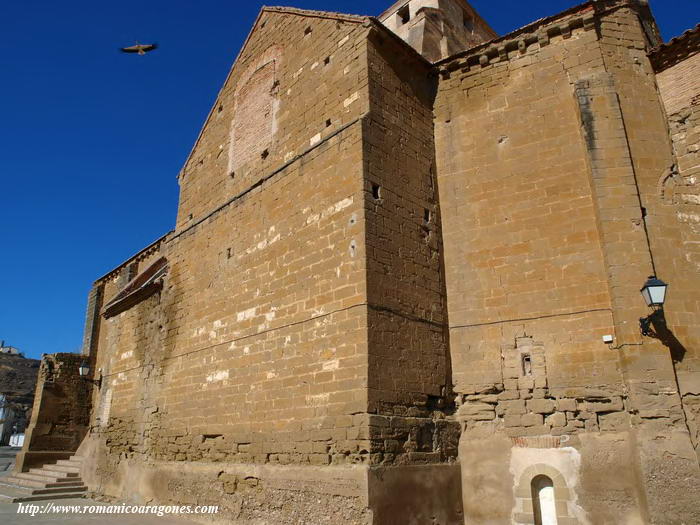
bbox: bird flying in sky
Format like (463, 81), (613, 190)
(120, 43), (158, 55)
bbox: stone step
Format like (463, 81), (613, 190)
(47, 464), (81, 474)
(29, 468), (79, 478)
(55, 459), (83, 468)
(11, 472), (63, 483)
(3, 476), (84, 489)
(31, 485), (87, 495)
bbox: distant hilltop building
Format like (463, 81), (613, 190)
(14, 0), (700, 522)
(0, 341), (23, 356)
(0, 343), (39, 446)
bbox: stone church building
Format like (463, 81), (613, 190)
(12, 0), (700, 523)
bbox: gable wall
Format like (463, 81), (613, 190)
(176, 12), (370, 231)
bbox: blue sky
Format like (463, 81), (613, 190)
(1, 0), (697, 360)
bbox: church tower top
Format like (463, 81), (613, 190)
(378, 0), (497, 62)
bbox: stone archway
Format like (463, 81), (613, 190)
(513, 464), (578, 524)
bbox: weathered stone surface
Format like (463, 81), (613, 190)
(20, 2), (700, 524)
(527, 399), (556, 415)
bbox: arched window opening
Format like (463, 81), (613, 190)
(531, 475), (557, 525)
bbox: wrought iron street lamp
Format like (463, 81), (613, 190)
(639, 276), (668, 336)
(78, 361), (102, 388)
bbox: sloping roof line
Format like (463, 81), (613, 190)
(651, 23), (700, 54)
(176, 6), (370, 181)
(434, 0), (596, 67)
(94, 231), (171, 284)
(649, 23), (700, 73)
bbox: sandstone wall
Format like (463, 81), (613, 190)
(653, 31), (700, 461)
(176, 9), (369, 230)
(82, 11), (374, 521)
(434, 1), (700, 523)
(363, 27), (459, 467)
(15, 353), (91, 472)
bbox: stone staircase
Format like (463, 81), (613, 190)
(0, 455), (87, 502)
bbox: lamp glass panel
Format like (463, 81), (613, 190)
(649, 285), (666, 305)
(641, 287), (652, 306)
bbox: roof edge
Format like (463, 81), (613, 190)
(649, 23), (700, 73)
(176, 6), (370, 181)
(94, 231), (172, 285)
(434, 0), (597, 67)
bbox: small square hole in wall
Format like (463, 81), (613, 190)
(229, 170), (235, 179)
(371, 183), (381, 200)
(217, 104), (223, 113)
(397, 5), (410, 25)
(325, 119), (332, 127)
(423, 208), (431, 224)
(188, 213), (193, 221)
(521, 354), (532, 376)
(261, 149), (269, 159)
(304, 26), (312, 36)
(463, 11), (474, 32)
(324, 56), (330, 65)
(227, 248), (233, 259)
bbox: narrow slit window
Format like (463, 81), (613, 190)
(397, 5), (410, 25)
(463, 12), (474, 32)
(371, 183), (381, 200)
(522, 354), (532, 376)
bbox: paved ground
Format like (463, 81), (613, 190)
(0, 498), (203, 524)
(0, 446), (20, 473)
(0, 449), (202, 524)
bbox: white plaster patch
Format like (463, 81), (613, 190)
(310, 133), (321, 146)
(242, 230), (282, 257)
(307, 197), (354, 226)
(310, 61), (319, 70)
(266, 371), (278, 379)
(293, 67), (304, 78)
(213, 320), (225, 329)
(237, 307), (256, 322)
(284, 151), (295, 162)
(678, 211), (700, 223)
(343, 92), (359, 107)
(120, 351), (133, 360)
(99, 389), (112, 428)
(322, 359), (339, 371)
(338, 35), (349, 47)
(243, 346), (251, 355)
(307, 393), (329, 406)
(206, 370), (229, 383)
(344, 66), (351, 75)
